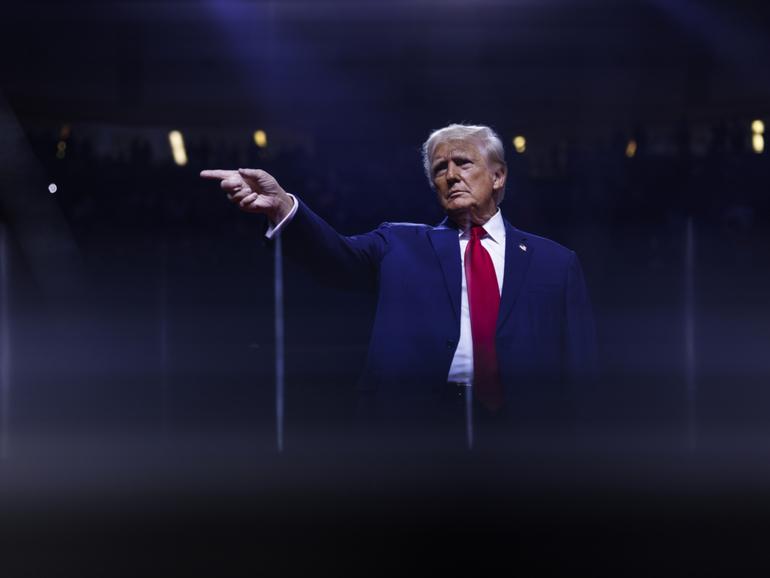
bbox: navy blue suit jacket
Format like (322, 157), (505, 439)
(281, 199), (597, 425)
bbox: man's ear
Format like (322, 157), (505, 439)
(492, 164), (507, 190)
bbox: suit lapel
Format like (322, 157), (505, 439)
(427, 220), (461, 325)
(497, 220), (533, 331)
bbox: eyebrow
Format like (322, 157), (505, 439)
(432, 153), (473, 171)
(431, 159), (447, 172)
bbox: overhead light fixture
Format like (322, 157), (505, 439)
(253, 130), (268, 148)
(752, 120), (765, 154)
(168, 130), (188, 166)
(625, 139), (638, 158)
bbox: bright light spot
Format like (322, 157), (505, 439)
(48, 183), (58, 194)
(625, 139), (638, 158)
(168, 130), (188, 166)
(752, 119), (765, 134)
(513, 136), (526, 154)
(253, 130), (268, 148)
(753, 134), (765, 154)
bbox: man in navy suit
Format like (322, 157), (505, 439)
(202, 124), (596, 447)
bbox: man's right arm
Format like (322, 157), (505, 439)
(201, 167), (388, 291)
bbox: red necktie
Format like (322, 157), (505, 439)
(465, 225), (503, 412)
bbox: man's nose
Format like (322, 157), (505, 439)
(446, 162), (460, 181)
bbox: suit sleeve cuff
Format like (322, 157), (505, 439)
(265, 193), (298, 239)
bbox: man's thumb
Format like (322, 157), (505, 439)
(238, 168), (267, 181)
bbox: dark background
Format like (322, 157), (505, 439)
(1, 0), (770, 574)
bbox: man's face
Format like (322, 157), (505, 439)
(430, 139), (504, 223)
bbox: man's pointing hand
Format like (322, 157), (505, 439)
(200, 168), (294, 223)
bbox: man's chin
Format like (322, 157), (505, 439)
(444, 198), (473, 213)
(444, 203), (471, 217)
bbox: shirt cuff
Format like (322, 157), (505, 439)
(265, 193), (298, 239)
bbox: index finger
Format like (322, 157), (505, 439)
(200, 169), (237, 180)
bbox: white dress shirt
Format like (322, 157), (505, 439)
(265, 193), (299, 239)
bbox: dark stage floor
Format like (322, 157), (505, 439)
(2, 429), (770, 576)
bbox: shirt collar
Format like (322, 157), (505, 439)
(459, 208), (505, 244)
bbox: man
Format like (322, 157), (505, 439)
(201, 124), (596, 445)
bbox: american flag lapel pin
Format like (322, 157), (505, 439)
(519, 240), (527, 252)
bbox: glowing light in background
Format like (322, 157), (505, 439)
(168, 130), (188, 166)
(57, 122), (70, 160)
(513, 135), (526, 154)
(253, 130), (268, 148)
(48, 183), (58, 194)
(752, 119), (765, 154)
(625, 139), (638, 158)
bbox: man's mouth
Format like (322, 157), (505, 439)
(448, 190), (467, 199)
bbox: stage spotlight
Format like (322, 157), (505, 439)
(48, 183), (57, 194)
(513, 135), (526, 154)
(168, 130), (188, 166)
(753, 134), (765, 154)
(253, 130), (268, 148)
(625, 139), (638, 158)
(751, 119), (764, 135)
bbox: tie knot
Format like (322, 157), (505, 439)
(470, 225), (486, 241)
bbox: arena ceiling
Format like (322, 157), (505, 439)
(2, 0), (769, 139)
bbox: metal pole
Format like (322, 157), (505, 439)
(274, 233), (285, 453)
(684, 216), (697, 449)
(0, 225), (10, 459)
(159, 240), (169, 440)
(465, 385), (474, 451)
